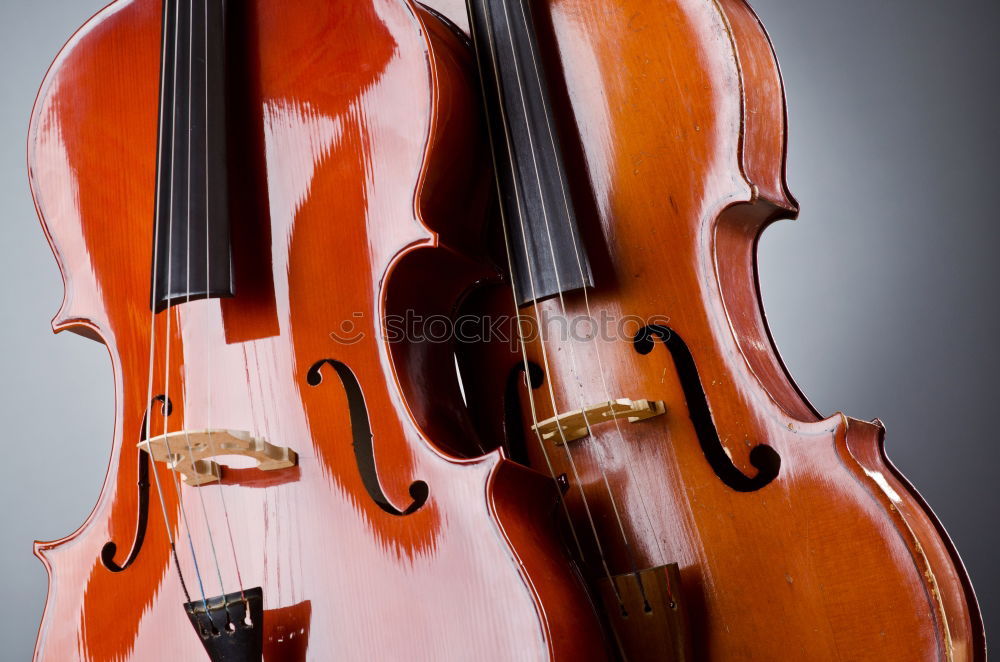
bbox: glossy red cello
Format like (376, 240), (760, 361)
(434, 0), (987, 659)
(27, 0), (608, 659)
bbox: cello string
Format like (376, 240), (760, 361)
(143, 0), (192, 604)
(241, 343), (266, 610)
(161, 0), (211, 616)
(163, 311), (211, 611)
(468, 0), (587, 564)
(250, 344), (277, 606)
(179, 0), (229, 607)
(243, 343), (277, 613)
(513, 0), (669, 597)
(495, 0), (650, 601)
(203, 0), (248, 609)
(472, 0), (623, 606)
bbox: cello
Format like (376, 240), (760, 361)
(27, 0), (607, 659)
(446, 0), (987, 659)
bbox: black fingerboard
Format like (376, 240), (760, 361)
(466, 0), (594, 307)
(151, 0), (233, 312)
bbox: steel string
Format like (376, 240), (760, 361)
(203, 0), (249, 614)
(471, 0), (626, 607)
(178, 0), (231, 612)
(513, 0), (671, 606)
(143, 0), (192, 606)
(496, 0), (654, 606)
(141, 0), (212, 618)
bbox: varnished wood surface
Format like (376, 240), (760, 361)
(27, 0), (608, 659)
(448, 0), (986, 659)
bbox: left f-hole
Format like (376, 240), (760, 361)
(101, 395), (171, 572)
(307, 359), (428, 516)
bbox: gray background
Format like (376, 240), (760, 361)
(0, 0), (995, 658)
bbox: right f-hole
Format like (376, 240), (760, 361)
(633, 325), (779, 492)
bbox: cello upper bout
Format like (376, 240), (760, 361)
(714, 0), (798, 214)
(28, 0), (161, 338)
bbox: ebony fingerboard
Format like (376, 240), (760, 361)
(466, 0), (594, 307)
(152, 0), (233, 312)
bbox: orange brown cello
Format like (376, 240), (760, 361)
(437, 0), (988, 659)
(27, 0), (610, 659)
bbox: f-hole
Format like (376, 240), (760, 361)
(634, 325), (779, 492)
(101, 395), (172, 572)
(307, 359), (428, 516)
(503, 360), (545, 465)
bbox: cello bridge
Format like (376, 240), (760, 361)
(531, 398), (666, 445)
(139, 429), (297, 486)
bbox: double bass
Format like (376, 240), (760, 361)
(27, 0), (607, 659)
(442, 0), (987, 659)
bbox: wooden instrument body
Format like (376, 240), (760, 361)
(454, 0), (986, 659)
(27, 0), (607, 659)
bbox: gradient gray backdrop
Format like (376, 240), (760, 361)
(1, 0), (995, 658)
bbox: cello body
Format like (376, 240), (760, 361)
(451, 0), (987, 659)
(27, 0), (607, 659)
